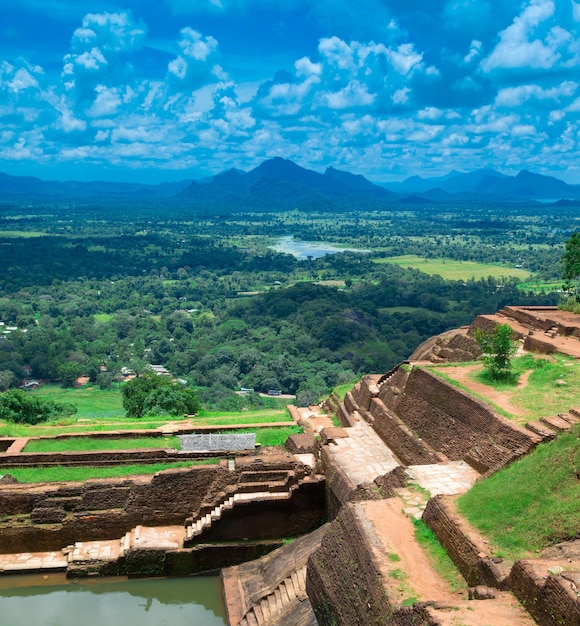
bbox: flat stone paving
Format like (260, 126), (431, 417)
(407, 461), (480, 496)
(325, 421), (401, 487)
(0, 551), (67, 573)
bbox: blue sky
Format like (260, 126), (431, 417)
(1, 0), (580, 183)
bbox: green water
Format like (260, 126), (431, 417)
(0, 573), (226, 626)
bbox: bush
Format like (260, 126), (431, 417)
(0, 389), (77, 424)
(474, 323), (517, 382)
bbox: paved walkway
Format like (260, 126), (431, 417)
(325, 421), (401, 486)
(0, 551), (67, 573)
(407, 461), (480, 496)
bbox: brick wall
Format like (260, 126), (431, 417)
(387, 368), (535, 473)
(369, 398), (442, 466)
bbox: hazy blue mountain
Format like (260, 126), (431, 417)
(1, 160), (579, 207)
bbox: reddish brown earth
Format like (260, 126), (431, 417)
(361, 499), (535, 625)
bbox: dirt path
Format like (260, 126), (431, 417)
(436, 364), (530, 418)
(360, 499), (535, 625)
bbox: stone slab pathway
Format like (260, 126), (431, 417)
(0, 551), (67, 573)
(407, 461), (480, 496)
(325, 421), (401, 487)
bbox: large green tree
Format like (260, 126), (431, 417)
(122, 373), (200, 418)
(562, 231), (580, 298)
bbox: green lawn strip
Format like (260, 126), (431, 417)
(457, 424), (580, 560)
(4, 460), (219, 483)
(330, 381), (358, 402)
(373, 255), (531, 281)
(23, 436), (181, 453)
(217, 426), (302, 447)
(193, 409), (292, 424)
(412, 519), (467, 593)
(0, 420), (175, 437)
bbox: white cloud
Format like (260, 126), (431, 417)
(495, 81), (577, 107)
(481, 0), (561, 72)
(392, 87), (410, 104)
(464, 40), (483, 64)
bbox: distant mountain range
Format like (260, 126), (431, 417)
(0, 158), (579, 210)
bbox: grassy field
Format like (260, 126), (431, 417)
(516, 279), (563, 294)
(195, 409), (292, 425)
(3, 460), (219, 484)
(457, 424), (580, 560)
(32, 383), (125, 419)
(374, 255), (532, 281)
(23, 436), (181, 453)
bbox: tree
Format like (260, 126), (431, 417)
(562, 231), (580, 299)
(58, 362), (83, 388)
(474, 324), (517, 382)
(122, 373), (200, 418)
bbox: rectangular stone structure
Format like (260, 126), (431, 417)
(179, 433), (256, 452)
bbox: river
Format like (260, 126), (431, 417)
(270, 235), (369, 259)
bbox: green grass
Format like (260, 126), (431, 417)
(0, 230), (46, 238)
(93, 313), (113, 324)
(31, 384), (125, 419)
(412, 519), (467, 593)
(331, 381), (358, 402)
(2, 460), (219, 484)
(23, 436), (181, 453)
(194, 409), (292, 424)
(374, 255), (532, 281)
(457, 424), (580, 560)
(219, 426), (301, 447)
(429, 354), (580, 424)
(0, 420), (177, 437)
(517, 279), (563, 294)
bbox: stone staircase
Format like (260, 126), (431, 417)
(184, 468), (318, 547)
(524, 408), (579, 441)
(236, 564), (308, 626)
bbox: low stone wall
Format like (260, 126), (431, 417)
(320, 444), (357, 520)
(385, 368), (536, 474)
(67, 540), (282, 579)
(523, 335), (556, 355)
(369, 398), (442, 466)
(0, 448), (222, 468)
(422, 495), (510, 588)
(307, 503), (396, 626)
(509, 559), (580, 626)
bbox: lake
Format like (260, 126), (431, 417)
(271, 235), (369, 259)
(0, 573), (226, 626)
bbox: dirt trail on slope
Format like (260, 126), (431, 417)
(360, 499), (534, 625)
(435, 364), (532, 418)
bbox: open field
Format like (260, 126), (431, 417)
(516, 279), (563, 294)
(374, 255), (532, 281)
(457, 424), (580, 560)
(32, 384), (125, 419)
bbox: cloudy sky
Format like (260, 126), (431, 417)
(1, 0), (580, 183)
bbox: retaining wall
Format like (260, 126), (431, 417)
(383, 368), (536, 474)
(422, 495), (510, 588)
(509, 560), (580, 626)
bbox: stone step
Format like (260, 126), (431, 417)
(525, 420), (557, 440)
(540, 415), (573, 432)
(559, 412), (580, 425)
